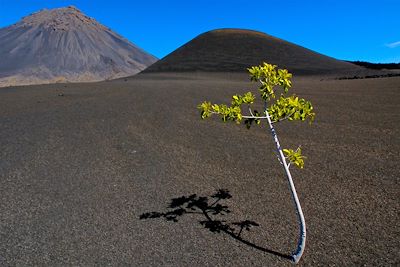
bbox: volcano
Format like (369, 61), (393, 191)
(144, 29), (364, 76)
(0, 6), (157, 87)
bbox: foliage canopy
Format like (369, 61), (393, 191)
(198, 62), (315, 169)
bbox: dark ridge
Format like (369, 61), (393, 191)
(337, 73), (400, 80)
(347, 61), (400, 70)
(0, 6), (158, 87)
(143, 28), (365, 76)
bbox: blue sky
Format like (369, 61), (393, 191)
(0, 0), (399, 63)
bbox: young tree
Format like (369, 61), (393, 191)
(198, 63), (315, 264)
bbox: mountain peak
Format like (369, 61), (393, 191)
(0, 6), (157, 87)
(66, 5), (80, 11)
(20, 6), (102, 31)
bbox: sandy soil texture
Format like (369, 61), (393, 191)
(0, 73), (399, 266)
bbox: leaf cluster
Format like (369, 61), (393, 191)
(248, 63), (292, 100)
(198, 62), (315, 127)
(268, 95), (315, 123)
(198, 92), (256, 123)
(283, 147), (306, 169)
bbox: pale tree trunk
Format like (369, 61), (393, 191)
(265, 108), (306, 264)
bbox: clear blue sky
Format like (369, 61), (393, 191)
(0, 0), (399, 63)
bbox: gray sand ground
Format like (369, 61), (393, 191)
(0, 73), (399, 266)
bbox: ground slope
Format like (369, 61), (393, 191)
(0, 6), (157, 87)
(144, 29), (365, 76)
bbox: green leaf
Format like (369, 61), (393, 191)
(283, 147), (306, 169)
(197, 101), (213, 119)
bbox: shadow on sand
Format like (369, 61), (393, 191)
(140, 189), (292, 261)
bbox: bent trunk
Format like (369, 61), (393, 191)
(265, 109), (306, 264)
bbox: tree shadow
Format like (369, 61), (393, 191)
(140, 189), (292, 261)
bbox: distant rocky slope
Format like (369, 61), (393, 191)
(144, 29), (366, 76)
(0, 6), (157, 87)
(348, 61), (400, 70)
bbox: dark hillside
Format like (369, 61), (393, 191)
(144, 29), (364, 76)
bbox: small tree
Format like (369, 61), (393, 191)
(198, 62), (315, 264)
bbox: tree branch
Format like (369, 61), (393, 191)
(242, 115), (268, 119)
(248, 105), (255, 117)
(271, 111), (295, 124)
